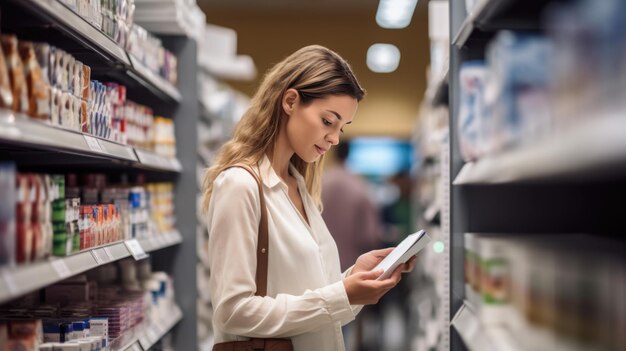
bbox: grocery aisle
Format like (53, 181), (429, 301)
(1, 0), (624, 351)
(442, 0), (626, 350)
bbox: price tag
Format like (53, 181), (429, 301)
(1, 270), (18, 296)
(91, 249), (102, 264)
(125, 239), (148, 260)
(127, 147), (137, 160)
(103, 247), (114, 261)
(97, 140), (108, 154)
(51, 259), (72, 279)
(84, 135), (104, 153)
(91, 249), (110, 265)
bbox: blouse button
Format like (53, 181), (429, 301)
(261, 248), (267, 254)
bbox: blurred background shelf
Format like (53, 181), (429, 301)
(138, 304), (183, 350)
(453, 0), (556, 49)
(6, 0), (181, 104)
(134, 149), (183, 172)
(128, 55), (182, 104)
(451, 301), (523, 351)
(453, 112), (626, 184)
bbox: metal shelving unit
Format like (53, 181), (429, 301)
(138, 305), (183, 350)
(5, 0), (181, 104)
(454, 113), (626, 184)
(0, 231), (182, 305)
(447, 1), (626, 350)
(0, 111), (182, 173)
(0, 0), (198, 349)
(451, 301), (522, 351)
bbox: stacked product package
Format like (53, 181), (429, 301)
(0, 34), (178, 156)
(0, 259), (176, 350)
(60, 0), (177, 85)
(456, 0), (626, 162)
(464, 233), (625, 351)
(59, 0), (135, 50)
(0, 168), (176, 269)
(126, 24), (177, 85)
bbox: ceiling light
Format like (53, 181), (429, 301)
(376, 0), (419, 29)
(367, 44), (401, 73)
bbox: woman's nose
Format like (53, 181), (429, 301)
(326, 131), (339, 146)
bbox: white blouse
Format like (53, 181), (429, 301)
(207, 156), (363, 351)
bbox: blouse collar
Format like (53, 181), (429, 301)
(258, 154), (306, 190)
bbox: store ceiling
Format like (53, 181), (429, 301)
(197, 0), (430, 138)
(198, 0), (378, 12)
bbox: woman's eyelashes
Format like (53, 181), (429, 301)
(321, 117), (345, 133)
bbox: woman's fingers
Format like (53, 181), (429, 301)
(402, 256), (417, 272)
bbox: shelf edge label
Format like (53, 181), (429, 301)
(125, 239), (148, 260)
(84, 135), (104, 153)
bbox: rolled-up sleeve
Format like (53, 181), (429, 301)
(207, 169), (355, 338)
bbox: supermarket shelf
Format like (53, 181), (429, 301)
(138, 305), (183, 350)
(134, 149), (183, 172)
(451, 301), (523, 351)
(121, 342), (143, 351)
(20, 0), (130, 66)
(454, 113), (626, 184)
(10, 0), (181, 104)
(0, 232), (182, 304)
(138, 230), (183, 252)
(452, 0), (547, 48)
(0, 111), (138, 162)
(128, 55), (182, 104)
(453, 0), (492, 48)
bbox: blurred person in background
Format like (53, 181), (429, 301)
(322, 140), (384, 351)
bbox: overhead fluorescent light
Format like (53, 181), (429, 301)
(367, 44), (401, 73)
(376, 0), (419, 29)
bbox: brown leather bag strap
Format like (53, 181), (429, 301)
(227, 163), (269, 297)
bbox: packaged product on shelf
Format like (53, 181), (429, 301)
(457, 61), (487, 161)
(106, 83), (127, 144)
(484, 31), (552, 149)
(33, 43), (50, 83)
(0, 42), (14, 109)
(16, 174), (33, 263)
(0, 163), (16, 267)
(1, 34), (28, 113)
(81, 64), (90, 101)
(463, 233), (478, 307)
(52, 175), (70, 257)
(50, 87), (61, 125)
(71, 60), (83, 98)
(18, 41), (51, 121)
(548, 0), (626, 121)
(154, 117), (176, 158)
(7, 319), (42, 349)
(477, 236), (512, 326)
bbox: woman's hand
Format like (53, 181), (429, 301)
(343, 266), (402, 305)
(351, 248), (418, 276)
(343, 248), (419, 305)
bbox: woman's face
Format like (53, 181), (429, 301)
(284, 92), (358, 163)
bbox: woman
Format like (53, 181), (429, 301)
(202, 45), (415, 351)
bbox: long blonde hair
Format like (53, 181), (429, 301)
(201, 45), (365, 213)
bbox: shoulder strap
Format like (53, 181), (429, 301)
(225, 163), (269, 297)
